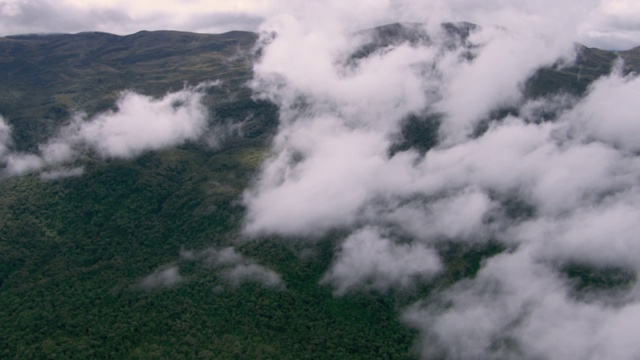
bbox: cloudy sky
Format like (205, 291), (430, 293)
(0, 0), (639, 49)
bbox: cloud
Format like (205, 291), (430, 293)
(241, 1), (640, 358)
(1, 84), (212, 177)
(384, 188), (497, 242)
(140, 266), (183, 289)
(222, 263), (284, 289)
(3, 153), (43, 175)
(2, 0), (640, 357)
(140, 246), (285, 291)
(242, 2), (591, 238)
(0, 0), (267, 36)
(566, 66), (640, 152)
(75, 86), (210, 158)
(0, 116), (11, 158)
(396, 70), (640, 360)
(39, 167), (84, 181)
(321, 227), (442, 295)
(402, 248), (640, 360)
(181, 246), (285, 289)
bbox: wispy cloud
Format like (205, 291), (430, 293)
(139, 265), (183, 289)
(181, 246), (285, 289)
(0, 116), (12, 158)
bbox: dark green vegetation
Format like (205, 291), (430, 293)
(562, 262), (636, 300)
(0, 150), (415, 359)
(525, 44), (640, 98)
(0, 30), (417, 359)
(0, 30), (257, 150)
(1, 27), (640, 359)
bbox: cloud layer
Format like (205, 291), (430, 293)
(242, 1), (640, 358)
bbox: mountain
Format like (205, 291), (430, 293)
(1, 24), (639, 359)
(0, 29), (415, 359)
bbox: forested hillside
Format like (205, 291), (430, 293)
(1, 25), (639, 358)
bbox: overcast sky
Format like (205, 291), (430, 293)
(0, 0), (639, 49)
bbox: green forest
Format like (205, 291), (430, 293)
(1, 28), (639, 359)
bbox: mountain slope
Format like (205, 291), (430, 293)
(1, 25), (639, 359)
(0, 30), (256, 149)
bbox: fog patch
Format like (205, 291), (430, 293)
(39, 166), (84, 181)
(0, 116), (10, 158)
(140, 266), (184, 289)
(181, 246), (285, 290)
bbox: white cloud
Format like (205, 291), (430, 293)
(39, 166), (84, 180)
(384, 188), (496, 242)
(222, 263), (284, 289)
(3, 153), (43, 176)
(514, 190), (640, 270)
(403, 248), (640, 360)
(567, 68), (640, 152)
(0, 115), (11, 164)
(76, 87), (209, 158)
(0, 115), (11, 159)
(2, 0), (640, 357)
(140, 266), (183, 289)
(322, 227), (442, 295)
(1, 85), (211, 177)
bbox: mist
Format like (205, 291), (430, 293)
(242, 1), (640, 358)
(180, 246), (285, 289)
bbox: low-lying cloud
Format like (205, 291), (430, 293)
(139, 246), (285, 291)
(322, 227), (442, 295)
(0, 116), (10, 158)
(181, 246), (285, 289)
(75, 88), (209, 158)
(242, 1), (640, 358)
(140, 265), (184, 289)
(1, 84), (212, 178)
